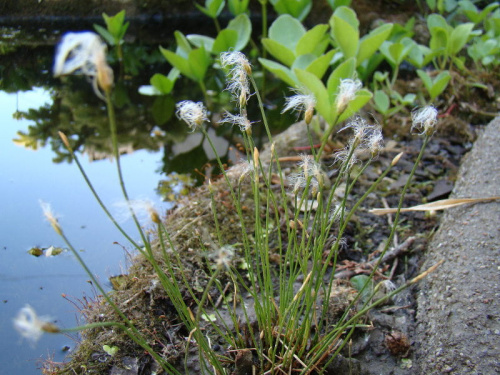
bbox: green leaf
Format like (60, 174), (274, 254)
(228, 0), (250, 15)
(338, 89), (372, 122)
(160, 47), (195, 80)
(427, 14), (450, 32)
(429, 70), (451, 100)
(357, 23), (393, 66)
(305, 50), (336, 79)
(187, 34), (215, 52)
(258, 58), (298, 87)
(269, 15), (306, 51)
(212, 29), (239, 54)
(429, 27), (449, 53)
(150, 73), (176, 94)
(195, 0), (225, 18)
(295, 24), (329, 56)
(103, 10), (128, 41)
(350, 274), (373, 302)
(262, 38), (296, 66)
(330, 6), (359, 59)
(416, 69), (433, 90)
(188, 47), (211, 81)
(271, 0), (312, 21)
(226, 14), (252, 51)
(448, 23), (475, 55)
(292, 54), (316, 70)
(295, 69), (331, 124)
(374, 89), (390, 114)
(174, 31), (192, 58)
(93, 24), (115, 45)
(103, 345), (119, 356)
(417, 69), (451, 100)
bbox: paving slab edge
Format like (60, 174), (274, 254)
(414, 117), (500, 374)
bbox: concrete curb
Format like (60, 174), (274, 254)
(415, 117), (500, 374)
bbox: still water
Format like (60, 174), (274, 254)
(0, 88), (169, 374)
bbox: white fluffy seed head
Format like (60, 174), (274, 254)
(336, 78), (362, 113)
(220, 51), (252, 107)
(13, 305), (59, 346)
(175, 101), (209, 131)
(219, 112), (253, 134)
(411, 106), (438, 136)
(282, 89), (316, 124)
(53, 31), (113, 99)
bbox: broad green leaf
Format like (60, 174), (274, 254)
(269, 15), (306, 51)
(94, 24), (115, 45)
(258, 58), (298, 87)
(195, 0), (225, 18)
(295, 69), (331, 124)
(416, 69), (433, 90)
(150, 73), (175, 94)
(305, 50), (336, 79)
(429, 27), (449, 52)
(295, 24), (329, 56)
(228, 0), (250, 15)
(271, 0), (312, 21)
(330, 7), (359, 59)
(448, 23), (474, 55)
(212, 29), (238, 54)
(429, 71), (451, 100)
(160, 47), (195, 80)
(326, 57), (356, 96)
(374, 90), (390, 114)
(427, 14), (450, 32)
(262, 38), (296, 66)
(226, 14), (252, 51)
(188, 47), (211, 81)
(357, 23), (393, 66)
(103, 10), (128, 41)
(338, 89), (372, 122)
(380, 41), (412, 67)
(187, 34), (215, 52)
(327, 0), (352, 10)
(292, 54), (316, 70)
(332, 6), (359, 29)
(174, 31), (192, 58)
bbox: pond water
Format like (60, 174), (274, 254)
(0, 87), (170, 374)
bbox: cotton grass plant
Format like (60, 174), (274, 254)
(16, 36), (443, 374)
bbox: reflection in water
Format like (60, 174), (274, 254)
(0, 23), (297, 373)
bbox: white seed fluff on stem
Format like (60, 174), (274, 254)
(282, 89), (316, 124)
(219, 112), (253, 133)
(335, 78), (362, 113)
(53, 31), (113, 99)
(220, 51), (252, 107)
(39, 200), (62, 235)
(411, 106), (438, 136)
(175, 100), (209, 131)
(13, 305), (59, 346)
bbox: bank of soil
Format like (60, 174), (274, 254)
(414, 117), (500, 374)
